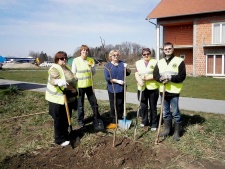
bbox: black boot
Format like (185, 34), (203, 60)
(159, 119), (172, 137)
(173, 122), (181, 141)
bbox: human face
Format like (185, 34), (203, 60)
(111, 52), (120, 63)
(81, 49), (88, 58)
(58, 57), (67, 66)
(142, 51), (151, 62)
(163, 45), (174, 56)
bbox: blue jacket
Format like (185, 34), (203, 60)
(104, 61), (125, 93)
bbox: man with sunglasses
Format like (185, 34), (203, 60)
(135, 48), (159, 131)
(153, 42), (186, 141)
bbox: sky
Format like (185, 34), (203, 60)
(0, 0), (161, 57)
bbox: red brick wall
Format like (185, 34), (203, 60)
(162, 15), (225, 76)
(195, 16), (225, 75)
(164, 25), (193, 45)
(174, 49), (193, 75)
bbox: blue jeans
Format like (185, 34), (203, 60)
(163, 96), (181, 123)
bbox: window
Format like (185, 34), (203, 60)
(212, 23), (225, 44)
(180, 54), (185, 60)
(206, 54), (225, 75)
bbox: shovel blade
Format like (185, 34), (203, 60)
(118, 119), (132, 130)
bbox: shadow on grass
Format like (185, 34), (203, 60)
(180, 113), (205, 136)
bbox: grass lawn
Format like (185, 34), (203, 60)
(0, 88), (225, 167)
(1, 68), (225, 100)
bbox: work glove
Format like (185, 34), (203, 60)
(160, 74), (171, 83)
(123, 63), (128, 68)
(116, 80), (125, 85)
(54, 79), (67, 87)
(137, 80), (144, 87)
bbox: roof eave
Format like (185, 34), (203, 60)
(146, 10), (225, 20)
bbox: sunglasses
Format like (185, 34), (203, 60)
(143, 53), (150, 56)
(164, 48), (172, 51)
(58, 57), (67, 61)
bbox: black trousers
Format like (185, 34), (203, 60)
(138, 88), (159, 127)
(49, 101), (75, 145)
(77, 86), (100, 124)
(108, 90), (124, 122)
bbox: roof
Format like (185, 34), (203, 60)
(146, 0), (225, 19)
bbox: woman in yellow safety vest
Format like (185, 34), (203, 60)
(45, 51), (78, 147)
(71, 45), (101, 128)
(135, 48), (159, 131)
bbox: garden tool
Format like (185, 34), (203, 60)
(133, 88), (143, 141)
(89, 63), (104, 131)
(63, 94), (73, 133)
(118, 66), (132, 130)
(155, 83), (166, 144)
(59, 87), (73, 133)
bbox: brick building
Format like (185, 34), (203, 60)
(146, 0), (225, 76)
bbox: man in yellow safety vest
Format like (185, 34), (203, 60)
(153, 42), (186, 141)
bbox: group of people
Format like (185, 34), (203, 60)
(45, 42), (186, 147)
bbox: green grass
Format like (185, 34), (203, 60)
(1, 69), (225, 100)
(0, 89), (225, 165)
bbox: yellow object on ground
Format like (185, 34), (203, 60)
(106, 123), (117, 129)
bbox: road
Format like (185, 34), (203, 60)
(1, 79), (225, 114)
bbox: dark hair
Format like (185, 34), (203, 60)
(54, 51), (67, 63)
(163, 42), (174, 48)
(142, 48), (151, 55)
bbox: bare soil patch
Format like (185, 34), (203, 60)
(1, 131), (224, 169)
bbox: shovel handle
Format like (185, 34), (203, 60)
(155, 83), (166, 144)
(63, 94), (72, 132)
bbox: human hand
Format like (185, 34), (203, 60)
(116, 80), (125, 85)
(88, 60), (94, 67)
(54, 79), (67, 87)
(138, 80), (144, 87)
(160, 74), (171, 83)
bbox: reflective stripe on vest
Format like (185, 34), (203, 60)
(136, 59), (158, 91)
(74, 57), (93, 88)
(45, 64), (66, 105)
(158, 57), (183, 93)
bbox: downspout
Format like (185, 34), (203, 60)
(148, 20), (160, 60)
(156, 24), (160, 61)
(193, 19), (197, 77)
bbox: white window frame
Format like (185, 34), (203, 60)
(206, 54), (225, 76)
(212, 22), (225, 44)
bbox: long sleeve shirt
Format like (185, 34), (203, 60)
(104, 60), (130, 93)
(153, 55), (186, 96)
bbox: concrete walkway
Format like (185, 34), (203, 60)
(1, 79), (225, 115)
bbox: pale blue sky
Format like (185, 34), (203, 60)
(0, 0), (160, 57)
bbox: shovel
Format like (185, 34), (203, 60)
(59, 87), (73, 133)
(155, 83), (166, 144)
(89, 65), (104, 131)
(134, 89), (143, 141)
(118, 66), (132, 130)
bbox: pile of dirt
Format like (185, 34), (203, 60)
(2, 63), (39, 69)
(1, 135), (224, 169)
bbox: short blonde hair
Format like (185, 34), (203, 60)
(108, 49), (120, 61)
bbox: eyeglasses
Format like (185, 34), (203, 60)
(58, 57), (67, 61)
(112, 54), (119, 57)
(164, 48), (172, 51)
(143, 53), (150, 56)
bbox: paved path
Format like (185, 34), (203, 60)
(1, 79), (225, 115)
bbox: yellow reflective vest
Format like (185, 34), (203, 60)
(136, 59), (158, 91)
(45, 64), (67, 105)
(73, 56), (94, 88)
(158, 57), (183, 93)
